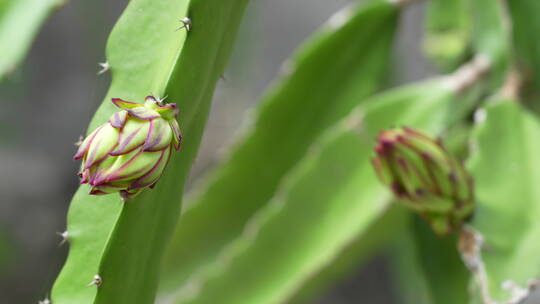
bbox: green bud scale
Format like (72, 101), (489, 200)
(74, 96), (182, 200)
(371, 127), (474, 235)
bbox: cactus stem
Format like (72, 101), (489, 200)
(176, 17), (192, 32)
(445, 55), (491, 93)
(458, 226), (538, 304)
(88, 274), (102, 287)
(500, 68), (522, 101)
(97, 62), (110, 75)
(56, 231), (69, 246)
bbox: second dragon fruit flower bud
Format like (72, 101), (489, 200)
(74, 96), (182, 200)
(371, 127), (474, 235)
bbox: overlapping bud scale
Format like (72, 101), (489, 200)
(371, 127), (474, 235)
(74, 96), (182, 200)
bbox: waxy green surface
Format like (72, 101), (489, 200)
(51, 0), (250, 303)
(160, 1), (400, 292)
(469, 101), (540, 302)
(162, 79), (474, 303)
(423, 0), (469, 70)
(0, 0), (62, 80)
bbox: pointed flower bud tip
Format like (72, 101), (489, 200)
(371, 127), (474, 235)
(74, 96), (182, 200)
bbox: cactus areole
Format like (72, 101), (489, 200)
(371, 127), (474, 235)
(74, 96), (182, 200)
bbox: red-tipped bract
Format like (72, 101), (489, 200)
(74, 96), (182, 200)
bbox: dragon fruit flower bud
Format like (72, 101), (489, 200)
(74, 96), (182, 200)
(371, 127), (474, 235)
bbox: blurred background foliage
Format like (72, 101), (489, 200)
(1, 0), (540, 303)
